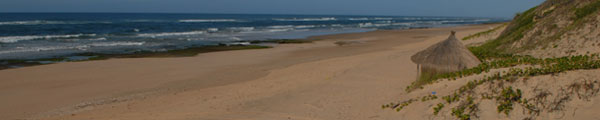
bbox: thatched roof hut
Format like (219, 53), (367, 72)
(411, 31), (481, 73)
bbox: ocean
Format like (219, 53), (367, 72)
(0, 13), (506, 60)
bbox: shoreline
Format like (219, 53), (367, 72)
(0, 40), (311, 71)
(0, 23), (503, 119)
(0, 22), (505, 71)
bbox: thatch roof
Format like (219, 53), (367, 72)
(411, 31), (481, 72)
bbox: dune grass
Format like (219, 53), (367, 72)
(468, 6), (538, 57)
(462, 23), (507, 41)
(393, 5), (600, 116)
(574, 1), (600, 20)
(389, 53), (600, 119)
(386, 2), (600, 119)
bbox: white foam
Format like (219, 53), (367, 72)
(0, 47), (64, 54)
(126, 19), (167, 23)
(88, 42), (145, 47)
(425, 21), (444, 25)
(267, 25), (295, 29)
(230, 37), (242, 41)
(207, 28), (219, 32)
(376, 21), (393, 24)
(0, 34), (97, 43)
(226, 42), (250, 46)
(374, 24), (391, 27)
(349, 18), (369, 21)
(358, 22), (391, 27)
(88, 37), (107, 41)
(330, 24), (344, 27)
(294, 25), (316, 29)
(178, 19), (238, 22)
(374, 18), (393, 20)
(273, 17), (337, 21)
(438, 20), (466, 23)
(266, 28), (292, 32)
(359, 23), (374, 27)
(0, 42), (145, 54)
(137, 31), (206, 38)
(401, 17), (422, 20)
(0, 20), (68, 25)
(266, 25), (316, 29)
(228, 27), (255, 31)
(473, 19), (492, 22)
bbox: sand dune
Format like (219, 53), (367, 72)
(0, 24), (502, 120)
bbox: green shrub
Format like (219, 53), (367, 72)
(473, 6), (538, 54)
(382, 99), (416, 112)
(421, 94), (438, 102)
(575, 1), (600, 19)
(497, 86), (522, 115)
(433, 103), (445, 115)
(443, 92), (461, 104)
(462, 24), (508, 41)
(451, 96), (475, 120)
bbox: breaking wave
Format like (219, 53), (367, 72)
(0, 34), (97, 43)
(0, 42), (145, 54)
(273, 17), (337, 21)
(137, 31), (206, 37)
(348, 18), (369, 21)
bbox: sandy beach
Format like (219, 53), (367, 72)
(0, 24), (503, 120)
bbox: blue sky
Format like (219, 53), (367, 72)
(0, 0), (545, 18)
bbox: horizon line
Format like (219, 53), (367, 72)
(0, 12), (511, 19)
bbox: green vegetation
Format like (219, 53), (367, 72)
(451, 96), (477, 120)
(387, 2), (600, 118)
(382, 99), (416, 112)
(421, 94), (438, 102)
(433, 103), (445, 115)
(407, 54), (539, 91)
(472, 6), (538, 55)
(548, 1), (600, 43)
(404, 6), (542, 91)
(542, 8), (555, 16)
(497, 86), (522, 115)
(443, 92), (461, 104)
(462, 24), (507, 41)
(407, 51), (600, 91)
(457, 54), (598, 85)
(334, 41), (362, 46)
(574, 1), (600, 20)
(390, 53), (600, 118)
(406, 70), (438, 91)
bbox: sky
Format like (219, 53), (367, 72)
(0, 0), (545, 18)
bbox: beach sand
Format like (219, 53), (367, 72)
(0, 24), (502, 120)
